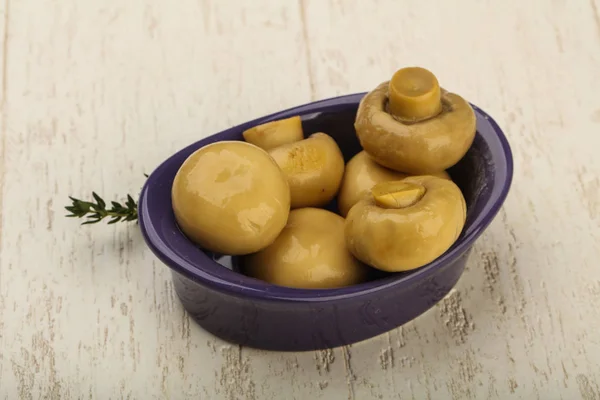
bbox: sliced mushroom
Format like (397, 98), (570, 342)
(243, 208), (369, 289)
(268, 133), (345, 209)
(242, 116), (304, 150)
(337, 151), (451, 217)
(171, 141), (290, 255)
(344, 176), (467, 272)
(354, 67), (476, 174)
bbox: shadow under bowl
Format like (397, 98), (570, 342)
(138, 93), (513, 352)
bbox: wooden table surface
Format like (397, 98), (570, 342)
(1, 0), (600, 399)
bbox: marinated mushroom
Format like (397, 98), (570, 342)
(172, 140), (290, 255)
(242, 116), (304, 150)
(337, 151), (451, 217)
(344, 176), (467, 272)
(268, 133), (345, 209)
(354, 66), (476, 174)
(243, 208), (369, 289)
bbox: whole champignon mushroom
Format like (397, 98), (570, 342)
(344, 175), (467, 272)
(243, 208), (369, 289)
(354, 67), (476, 174)
(268, 133), (345, 209)
(171, 141), (290, 255)
(337, 151), (451, 217)
(242, 116), (304, 151)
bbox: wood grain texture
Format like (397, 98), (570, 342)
(0, 0), (599, 398)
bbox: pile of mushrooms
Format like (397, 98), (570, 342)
(170, 66), (474, 289)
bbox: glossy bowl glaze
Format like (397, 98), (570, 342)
(138, 93), (513, 352)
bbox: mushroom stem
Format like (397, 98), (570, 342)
(371, 181), (426, 209)
(388, 67), (442, 122)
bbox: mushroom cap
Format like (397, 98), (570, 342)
(344, 175), (467, 272)
(268, 133), (345, 209)
(243, 208), (368, 289)
(242, 115), (304, 150)
(337, 151), (451, 217)
(172, 140), (290, 255)
(354, 81), (476, 174)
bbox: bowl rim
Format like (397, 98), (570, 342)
(138, 92), (514, 303)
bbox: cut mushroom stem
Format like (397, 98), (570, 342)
(388, 67), (442, 123)
(371, 181), (426, 209)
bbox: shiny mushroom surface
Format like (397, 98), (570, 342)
(243, 207), (369, 289)
(171, 141), (290, 255)
(337, 150), (451, 217)
(242, 115), (304, 151)
(344, 175), (467, 272)
(354, 67), (476, 174)
(268, 132), (345, 209)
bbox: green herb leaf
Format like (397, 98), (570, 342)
(65, 175), (147, 225)
(65, 192), (138, 225)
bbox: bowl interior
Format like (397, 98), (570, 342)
(138, 93), (513, 301)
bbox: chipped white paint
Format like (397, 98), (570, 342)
(1, 0), (600, 398)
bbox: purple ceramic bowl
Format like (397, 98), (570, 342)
(138, 93), (513, 352)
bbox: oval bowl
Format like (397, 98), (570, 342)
(138, 92), (513, 352)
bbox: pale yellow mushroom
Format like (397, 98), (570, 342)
(354, 66), (476, 174)
(344, 176), (467, 272)
(243, 208), (369, 289)
(242, 116), (304, 150)
(172, 141), (290, 255)
(268, 133), (345, 209)
(337, 151), (451, 217)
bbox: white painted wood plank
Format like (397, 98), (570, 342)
(0, 0), (599, 398)
(0, 0), (311, 398)
(0, 0), (9, 393)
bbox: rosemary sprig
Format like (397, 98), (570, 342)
(65, 192), (138, 225)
